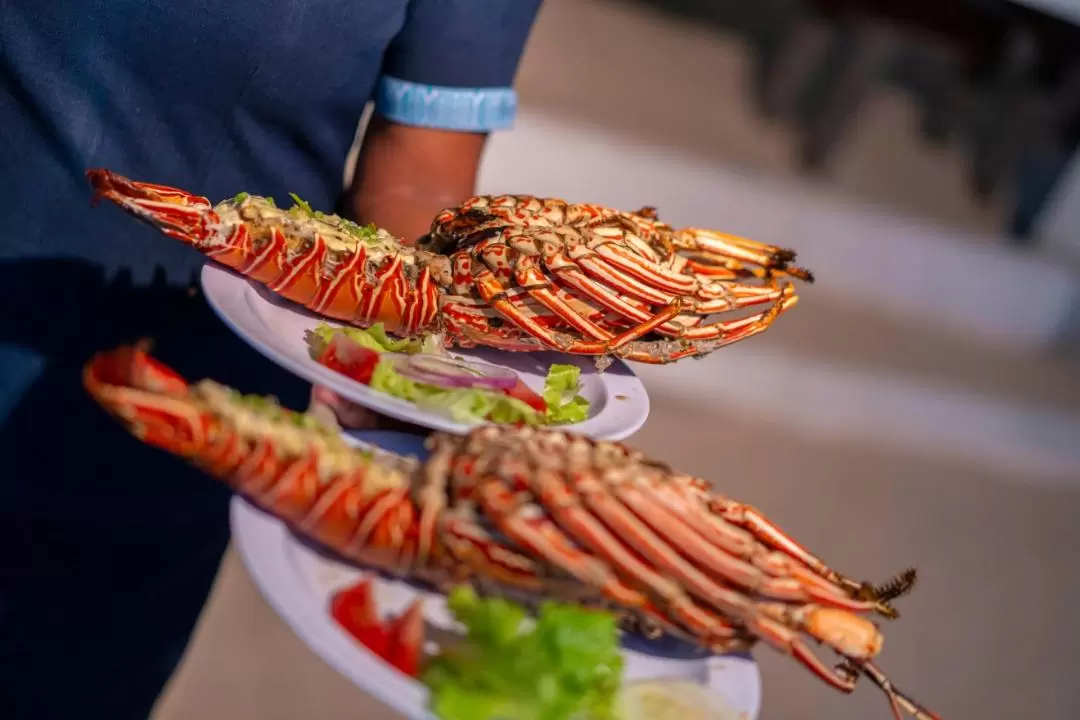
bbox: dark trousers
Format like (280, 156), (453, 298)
(0, 259), (307, 719)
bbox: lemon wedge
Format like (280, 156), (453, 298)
(616, 679), (742, 720)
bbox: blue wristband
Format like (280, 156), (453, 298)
(374, 76), (518, 132)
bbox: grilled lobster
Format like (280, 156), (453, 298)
(87, 170), (811, 366)
(84, 343), (938, 720)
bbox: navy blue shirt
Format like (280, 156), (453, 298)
(0, 0), (541, 512)
(1, 0), (540, 279)
(0, 4), (540, 716)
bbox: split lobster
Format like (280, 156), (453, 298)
(87, 170), (812, 366)
(84, 343), (939, 720)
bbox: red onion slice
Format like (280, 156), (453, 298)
(388, 354), (520, 391)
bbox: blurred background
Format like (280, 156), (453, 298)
(153, 1), (1080, 719)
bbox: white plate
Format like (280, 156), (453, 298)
(231, 431), (761, 720)
(201, 263), (649, 440)
(232, 494), (762, 720)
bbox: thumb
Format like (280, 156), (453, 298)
(308, 385), (379, 430)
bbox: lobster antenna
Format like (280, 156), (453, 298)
(861, 661), (942, 720)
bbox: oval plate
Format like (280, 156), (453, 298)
(201, 263), (650, 440)
(230, 431), (762, 720)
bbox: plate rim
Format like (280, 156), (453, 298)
(231, 495), (435, 719)
(200, 262), (650, 440)
(231, 494), (763, 720)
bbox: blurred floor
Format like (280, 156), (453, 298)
(154, 1), (1080, 719)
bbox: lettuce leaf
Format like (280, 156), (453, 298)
(368, 360), (544, 425)
(308, 323), (590, 426)
(542, 364), (589, 424)
(309, 322), (441, 356)
(423, 587), (623, 720)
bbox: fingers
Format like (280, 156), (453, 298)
(309, 387), (435, 435)
(310, 386), (379, 430)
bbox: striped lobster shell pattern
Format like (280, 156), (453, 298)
(87, 170), (811, 365)
(84, 343), (938, 720)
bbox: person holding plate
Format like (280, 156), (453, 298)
(0, 1), (543, 717)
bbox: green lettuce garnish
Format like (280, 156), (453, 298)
(284, 194), (379, 244)
(368, 360), (543, 425)
(308, 322), (437, 356)
(423, 587), (623, 720)
(340, 218), (380, 244)
(225, 388), (331, 433)
(542, 364), (589, 424)
(288, 192), (314, 217)
(307, 323), (590, 426)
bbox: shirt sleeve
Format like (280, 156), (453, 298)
(375, 0), (543, 132)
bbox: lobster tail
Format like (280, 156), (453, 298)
(82, 344), (938, 719)
(87, 170), (447, 337)
(84, 342), (206, 456)
(83, 344), (426, 576)
(87, 168), (217, 245)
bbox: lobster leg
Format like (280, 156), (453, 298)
(746, 603), (944, 720)
(471, 242), (793, 361)
(859, 661), (944, 720)
(708, 495), (915, 617)
(674, 228), (815, 282)
(640, 481), (901, 617)
(568, 243), (678, 307)
(500, 429), (903, 690)
(440, 298), (546, 352)
(447, 436), (745, 643)
(570, 469), (818, 620)
(588, 230), (794, 316)
(682, 259), (744, 280)
(538, 241), (796, 347)
(439, 513), (550, 590)
(472, 478), (747, 644)
(510, 256), (613, 342)
(495, 462), (889, 687)
(440, 486), (749, 653)
(587, 230), (696, 295)
(632, 601), (755, 654)
(610, 478), (884, 613)
(504, 456), (759, 629)
(545, 250), (788, 340)
(607, 209), (811, 281)
(473, 479), (646, 607)
(471, 266), (684, 356)
(752, 615), (859, 693)
(616, 295), (794, 364)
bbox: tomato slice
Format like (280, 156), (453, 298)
(383, 599), (425, 678)
(316, 336), (381, 385)
(502, 378), (547, 414)
(330, 579), (388, 658)
(330, 580), (425, 678)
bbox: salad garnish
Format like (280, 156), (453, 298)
(423, 587), (624, 720)
(306, 323), (590, 426)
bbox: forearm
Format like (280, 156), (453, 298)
(351, 185), (467, 246)
(347, 114), (486, 244)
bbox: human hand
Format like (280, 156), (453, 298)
(308, 385), (429, 435)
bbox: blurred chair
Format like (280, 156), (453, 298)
(998, 12), (1080, 242)
(757, 0), (1080, 242)
(759, 0), (1013, 170)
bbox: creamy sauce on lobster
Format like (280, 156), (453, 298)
(193, 379), (406, 494)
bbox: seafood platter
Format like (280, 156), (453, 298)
(82, 170), (939, 720)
